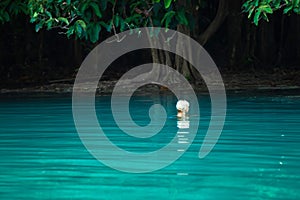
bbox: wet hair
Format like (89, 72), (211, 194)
(176, 100), (189, 112)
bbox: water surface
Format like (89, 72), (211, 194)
(0, 92), (299, 199)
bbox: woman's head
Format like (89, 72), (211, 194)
(176, 100), (189, 117)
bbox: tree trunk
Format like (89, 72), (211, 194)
(175, 24), (202, 84)
(74, 38), (83, 68)
(275, 14), (285, 66)
(38, 31), (44, 67)
(139, 0), (229, 85)
(226, 0), (242, 68)
(197, 0), (229, 46)
(258, 20), (276, 67)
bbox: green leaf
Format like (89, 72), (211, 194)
(99, 21), (112, 32)
(83, 11), (92, 22)
(75, 23), (83, 38)
(253, 9), (261, 25)
(30, 17), (37, 23)
(294, 7), (300, 13)
(114, 15), (120, 27)
(242, 1), (249, 10)
(80, 2), (89, 14)
(100, 1), (107, 10)
(284, 4), (293, 14)
(161, 11), (175, 27)
(58, 17), (69, 25)
(120, 18), (126, 31)
(66, 26), (75, 38)
(45, 10), (52, 19)
(262, 12), (269, 22)
(105, 20), (113, 32)
(45, 18), (53, 30)
(176, 9), (188, 25)
(273, 0), (281, 9)
(293, 0), (300, 7)
(77, 20), (87, 30)
(90, 2), (102, 18)
(35, 23), (43, 32)
(89, 23), (101, 43)
(262, 5), (273, 14)
(247, 6), (255, 18)
(33, 12), (38, 18)
(99, 21), (108, 27)
(164, 0), (172, 8)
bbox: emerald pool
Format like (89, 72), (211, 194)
(0, 91), (299, 199)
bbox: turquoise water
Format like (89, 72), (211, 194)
(0, 92), (299, 199)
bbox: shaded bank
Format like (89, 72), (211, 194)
(1, 69), (299, 95)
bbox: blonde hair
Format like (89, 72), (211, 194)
(176, 100), (189, 112)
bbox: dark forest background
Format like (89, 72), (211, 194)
(0, 0), (299, 88)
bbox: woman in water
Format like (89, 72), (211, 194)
(176, 100), (189, 118)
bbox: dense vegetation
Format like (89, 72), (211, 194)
(0, 0), (299, 87)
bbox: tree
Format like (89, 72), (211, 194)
(243, 0), (300, 25)
(1, 0), (299, 84)
(1, 0), (202, 82)
(1, 0), (299, 39)
(7, 0), (186, 43)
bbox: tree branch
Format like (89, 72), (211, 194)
(197, 0), (228, 45)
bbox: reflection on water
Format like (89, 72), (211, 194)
(177, 117), (190, 129)
(177, 117), (190, 145)
(0, 93), (300, 199)
(177, 117), (190, 176)
(177, 116), (190, 151)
